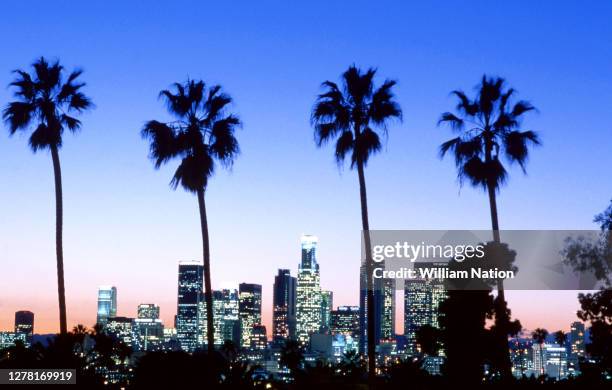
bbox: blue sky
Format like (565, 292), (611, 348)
(0, 1), (611, 333)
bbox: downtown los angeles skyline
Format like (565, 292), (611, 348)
(1, 0), (612, 337)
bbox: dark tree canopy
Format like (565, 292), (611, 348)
(438, 75), (540, 190)
(142, 80), (241, 192)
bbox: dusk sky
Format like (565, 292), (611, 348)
(1, 1), (611, 336)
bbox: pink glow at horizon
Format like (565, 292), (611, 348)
(0, 288), (583, 337)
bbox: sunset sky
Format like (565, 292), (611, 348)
(1, 1), (611, 336)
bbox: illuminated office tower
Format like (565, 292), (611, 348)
(330, 306), (359, 339)
(134, 304), (163, 351)
(358, 264), (395, 354)
(220, 289), (240, 345)
(568, 321), (585, 372)
(296, 235), (322, 344)
(106, 316), (135, 348)
(250, 324), (268, 350)
(404, 278), (445, 355)
(96, 286), (117, 326)
(14, 311), (34, 345)
(320, 291), (333, 332)
(239, 283), (262, 348)
(273, 269), (296, 344)
(176, 261), (203, 352)
(534, 343), (568, 379)
(199, 290), (224, 346)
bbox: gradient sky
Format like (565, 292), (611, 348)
(1, 1), (611, 336)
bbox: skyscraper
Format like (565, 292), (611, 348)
(568, 321), (585, 373)
(176, 261), (203, 352)
(220, 289), (241, 346)
(14, 311), (34, 346)
(273, 269), (296, 344)
(296, 235), (322, 344)
(134, 304), (163, 352)
(199, 290), (224, 347)
(320, 290), (333, 332)
(330, 306), (359, 340)
(239, 283), (262, 348)
(250, 324), (268, 350)
(358, 264), (395, 354)
(105, 316), (135, 348)
(96, 286), (117, 326)
(404, 278), (445, 355)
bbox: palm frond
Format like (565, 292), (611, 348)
(3, 101), (35, 133)
(343, 66), (376, 104)
(314, 122), (342, 146)
(369, 79), (402, 126)
(141, 120), (180, 168)
(210, 115), (241, 166)
(60, 114), (81, 132)
(511, 100), (536, 118)
(438, 112), (464, 131)
(353, 127), (381, 167)
(9, 70), (35, 100)
(29, 123), (61, 151)
(451, 90), (478, 117)
(503, 130), (541, 171)
(171, 152), (214, 192)
(334, 130), (354, 164)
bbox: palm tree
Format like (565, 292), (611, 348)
(3, 57), (93, 335)
(438, 75), (540, 376)
(554, 330), (567, 378)
(532, 328), (549, 375)
(142, 80), (240, 353)
(311, 65), (402, 379)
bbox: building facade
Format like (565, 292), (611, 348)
(14, 311), (34, 346)
(96, 286), (117, 326)
(273, 269), (296, 344)
(296, 235), (322, 344)
(358, 264), (395, 354)
(320, 290), (333, 332)
(176, 261), (203, 352)
(239, 283), (262, 348)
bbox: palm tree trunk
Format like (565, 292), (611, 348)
(197, 188), (215, 353)
(357, 160), (376, 382)
(51, 145), (67, 335)
(486, 178), (512, 377)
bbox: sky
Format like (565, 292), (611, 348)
(0, 1), (611, 336)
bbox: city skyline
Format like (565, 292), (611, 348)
(0, 234), (593, 337)
(1, 1), (612, 338)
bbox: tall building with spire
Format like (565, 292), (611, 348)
(273, 269), (297, 344)
(176, 261), (203, 352)
(296, 235), (322, 344)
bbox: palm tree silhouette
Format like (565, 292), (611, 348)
(438, 75), (540, 376)
(142, 80), (240, 353)
(3, 57), (93, 335)
(554, 330), (567, 378)
(532, 328), (549, 376)
(311, 65), (402, 380)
